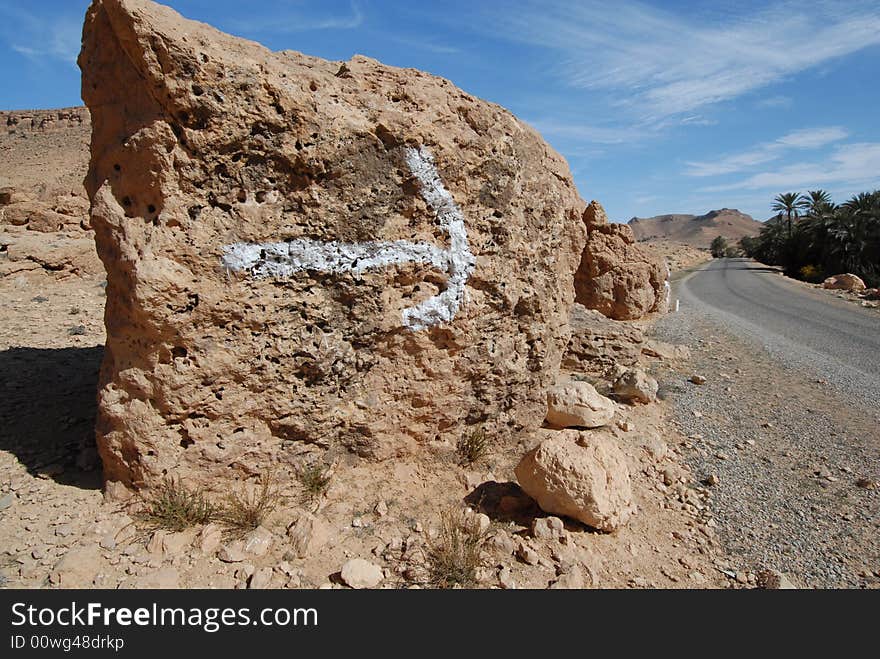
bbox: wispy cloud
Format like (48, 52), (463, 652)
(684, 126), (849, 177)
(704, 142), (880, 192)
(230, 0), (364, 34)
(487, 1), (880, 124)
(527, 119), (651, 145)
(0, 2), (81, 64)
(756, 95), (793, 109)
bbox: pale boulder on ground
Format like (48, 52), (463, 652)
(546, 380), (615, 428)
(79, 0), (587, 489)
(613, 368), (659, 404)
(822, 274), (866, 292)
(515, 429), (636, 532)
(340, 558), (384, 589)
(574, 201), (669, 321)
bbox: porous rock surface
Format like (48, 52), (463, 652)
(79, 0), (587, 488)
(575, 201), (668, 320)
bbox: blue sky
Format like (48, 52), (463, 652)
(1, 0), (879, 222)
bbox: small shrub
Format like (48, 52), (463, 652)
(456, 429), (488, 466)
(799, 264), (822, 282)
(136, 478), (215, 532)
(295, 463), (332, 501)
(217, 472), (279, 537)
(423, 508), (486, 588)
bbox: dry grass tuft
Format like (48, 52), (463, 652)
(423, 508), (487, 588)
(135, 478), (215, 532)
(456, 428), (489, 466)
(217, 472), (279, 537)
(295, 463), (332, 502)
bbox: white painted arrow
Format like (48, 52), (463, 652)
(221, 146), (476, 331)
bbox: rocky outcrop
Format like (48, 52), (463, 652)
(562, 303), (644, 372)
(822, 274), (866, 292)
(1, 108), (89, 135)
(515, 429), (635, 532)
(79, 0), (587, 488)
(574, 201), (668, 320)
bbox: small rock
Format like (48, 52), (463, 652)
(704, 473), (719, 486)
(516, 541), (540, 566)
(287, 513), (330, 559)
(31, 547), (47, 560)
(198, 523), (223, 554)
(340, 558), (383, 589)
(242, 526), (273, 557)
(0, 493), (14, 511)
(218, 542), (248, 563)
(549, 565), (585, 589)
(485, 531), (516, 556)
(532, 516), (565, 540)
(374, 501), (388, 517)
(67, 325), (87, 336)
(545, 380), (616, 429)
(162, 530), (196, 556)
(689, 374), (707, 385)
(613, 368), (658, 404)
(248, 567), (274, 589)
(855, 478), (877, 490)
(498, 567), (516, 589)
(756, 569), (798, 589)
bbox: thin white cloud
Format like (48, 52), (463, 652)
(756, 95), (793, 109)
(527, 119), (650, 145)
(231, 1), (364, 34)
(0, 2), (81, 64)
(488, 1), (880, 124)
(704, 142), (880, 192)
(684, 126), (849, 177)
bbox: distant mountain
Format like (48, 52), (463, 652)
(627, 208), (764, 248)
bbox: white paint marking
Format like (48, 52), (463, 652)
(221, 146), (476, 331)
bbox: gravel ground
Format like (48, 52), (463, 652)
(652, 265), (880, 588)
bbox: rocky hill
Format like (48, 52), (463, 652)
(628, 208), (763, 248)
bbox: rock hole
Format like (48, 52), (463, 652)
(180, 438), (195, 449)
(309, 81), (318, 92)
(147, 204), (156, 214)
(113, 163), (121, 172)
(172, 346), (188, 359)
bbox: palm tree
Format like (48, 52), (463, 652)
(771, 192), (808, 239)
(804, 189), (834, 217)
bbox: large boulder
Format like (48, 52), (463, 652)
(822, 273), (866, 292)
(79, 0), (587, 488)
(574, 201), (668, 320)
(515, 429), (635, 532)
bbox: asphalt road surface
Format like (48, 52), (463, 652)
(677, 258), (880, 410)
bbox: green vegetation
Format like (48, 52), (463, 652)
(740, 189), (880, 287)
(710, 236), (728, 258)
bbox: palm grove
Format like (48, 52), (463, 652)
(735, 190), (880, 287)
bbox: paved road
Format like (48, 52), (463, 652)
(677, 258), (880, 410)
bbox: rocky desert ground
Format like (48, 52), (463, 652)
(1, 0), (876, 591)
(0, 106), (734, 591)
